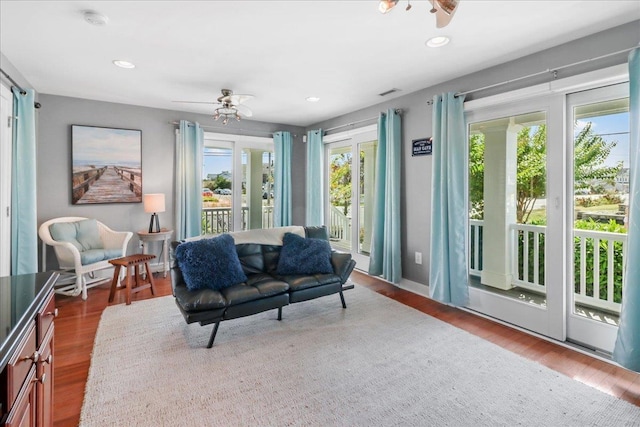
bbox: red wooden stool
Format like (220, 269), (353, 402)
(108, 254), (157, 305)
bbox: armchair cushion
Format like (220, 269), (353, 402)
(80, 248), (123, 265)
(276, 232), (333, 276)
(49, 219), (103, 252)
(175, 234), (248, 291)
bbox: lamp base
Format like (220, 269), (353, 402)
(148, 213), (160, 233)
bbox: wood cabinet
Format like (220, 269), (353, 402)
(1, 272), (57, 427)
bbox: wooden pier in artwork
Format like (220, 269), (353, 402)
(72, 166), (142, 204)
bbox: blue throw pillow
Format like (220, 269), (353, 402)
(277, 232), (333, 275)
(174, 234), (247, 291)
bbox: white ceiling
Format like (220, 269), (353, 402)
(1, 1), (639, 127)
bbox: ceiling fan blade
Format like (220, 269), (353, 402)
(235, 104), (253, 117)
(172, 100), (221, 105)
(430, 0), (459, 28)
(221, 93), (254, 105)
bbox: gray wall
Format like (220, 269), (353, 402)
(21, 20), (640, 277)
(36, 95), (304, 268)
(306, 21), (639, 286)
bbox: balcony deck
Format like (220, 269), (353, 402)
(468, 275), (620, 327)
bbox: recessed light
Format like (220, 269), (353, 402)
(83, 11), (109, 26)
(426, 36), (450, 48)
(113, 60), (135, 69)
(306, 96), (320, 102)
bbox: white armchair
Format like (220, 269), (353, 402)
(38, 217), (133, 300)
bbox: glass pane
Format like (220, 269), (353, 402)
(358, 140), (376, 255)
(202, 146), (233, 234)
(572, 97), (629, 325)
(328, 145), (352, 251)
(468, 111), (547, 307)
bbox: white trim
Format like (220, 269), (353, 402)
(322, 124), (377, 143)
(203, 131), (272, 148)
(0, 83), (12, 276)
(464, 64), (628, 112)
(396, 278), (430, 299)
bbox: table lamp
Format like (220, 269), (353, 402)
(143, 193), (165, 233)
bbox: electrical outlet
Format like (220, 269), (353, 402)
(415, 251), (422, 265)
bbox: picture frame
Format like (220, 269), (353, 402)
(71, 125), (142, 205)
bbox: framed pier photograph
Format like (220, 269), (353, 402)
(71, 125), (142, 204)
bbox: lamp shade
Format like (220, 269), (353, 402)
(143, 193), (165, 213)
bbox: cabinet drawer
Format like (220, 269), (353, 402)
(36, 293), (56, 345)
(6, 322), (36, 410)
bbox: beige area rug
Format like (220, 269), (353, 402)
(80, 285), (640, 426)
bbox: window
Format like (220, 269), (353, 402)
(202, 133), (274, 234)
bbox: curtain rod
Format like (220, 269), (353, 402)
(323, 108), (403, 133)
(427, 46), (636, 105)
(0, 67), (42, 109)
(170, 121), (280, 137)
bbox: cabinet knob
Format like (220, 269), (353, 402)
(34, 373), (47, 384)
(22, 350), (39, 363)
(41, 354), (53, 365)
(46, 308), (59, 318)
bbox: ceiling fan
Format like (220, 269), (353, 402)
(378, 0), (460, 28)
(173, 89), (254, 124)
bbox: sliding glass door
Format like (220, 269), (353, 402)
(465, 77), (630, 354)
(566, 83), (630, 352)
(324, 125), (377, 269)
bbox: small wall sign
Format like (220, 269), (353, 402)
(412, 137), (432, 156)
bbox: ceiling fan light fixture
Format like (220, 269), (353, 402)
(435, 0), (457, 15)
(426, 35), (450, 47)
(378, 0), (399, 14)
(176, 89), (253, 124)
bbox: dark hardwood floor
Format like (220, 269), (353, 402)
(53, 269), (640, 426)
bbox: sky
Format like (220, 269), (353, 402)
(72, 125), (141, 168)
(575, 111), (629, 168)
(203, 148), (273, 180)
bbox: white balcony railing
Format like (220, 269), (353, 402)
(469, 220), (626, 314)
(202, 205), (274, 234)
(329, 205), (351, 249)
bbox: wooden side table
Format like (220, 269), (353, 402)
(108, 254), (157, 305)
(137, 229), (173, 278)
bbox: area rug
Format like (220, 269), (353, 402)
(80, 286), (640, 426)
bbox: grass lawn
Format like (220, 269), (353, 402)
(527, 204), (620, 224)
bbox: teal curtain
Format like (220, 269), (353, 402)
(429, 92), (469, 306)
(368, 109), (402, 283)
(11, 88), (38, 275)
(273, 131), (292, 227)
(306, 129), (324, 226)
(175, 120), (203, 240)
(613, 48), (640, 372)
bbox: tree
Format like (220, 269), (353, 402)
(516, 125), (547, 223)
(330, 153), (352, 215)
(469, 122), (620, 223)
(213, 175), (231, 190)
(573, 122), (620, 192)
(469, 133), (485, 219)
